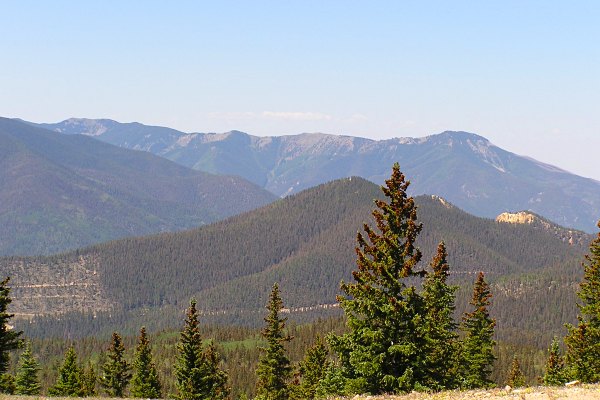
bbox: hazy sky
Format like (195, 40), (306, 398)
(1, 1), (599, 179)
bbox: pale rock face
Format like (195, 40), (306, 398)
(496, 211), (540, 225)
(61, 118), (108, 136)
(495, 211), (590, 246)
(431, 195), (453, 209)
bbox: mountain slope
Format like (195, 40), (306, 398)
(0, 118), (276, 255)
(2, 177), (592, 346)
(39, 118), (600, 232)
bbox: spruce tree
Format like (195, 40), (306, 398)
(565, 221), (600, 382)
(49, 346), (85, 397)
(421, 242), (460, 390)
(82, 361), (98, 397)
(543, 338), (566, 386)
(291, 336), (330, 400)
(329, 163), (428, 394)
(14, 341), (40, 395)
(175, 299), (229, 400)
(101, 332), (131, 397)
(460, 272), (496, 389)
(0, 277), (23, 377)
(506, 356), (525, 388)
(131, 326), (162, 398)
(256, 283), (292, 400)
(196, 342), (229, 400)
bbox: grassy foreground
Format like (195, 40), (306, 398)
(332, 384), (600, 400)
(2, 386), (600, 400)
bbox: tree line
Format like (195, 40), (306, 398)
(1, 163), (600, 398)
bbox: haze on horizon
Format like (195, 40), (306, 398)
(1, 1), (599, 180)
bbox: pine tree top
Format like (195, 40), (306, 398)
(577, 220), (600, 325)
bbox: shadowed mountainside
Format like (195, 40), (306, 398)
(0, 118), (276, 255)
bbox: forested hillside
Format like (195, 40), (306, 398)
(0, 118), (276, 255)
(2, 177), (590, 350)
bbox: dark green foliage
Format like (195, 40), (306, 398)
(565, 221), (600, 382)
(543, 338), (566, 386)
(131, 326), (162, 398)
(82, 361), (98, 397)
(0, 374), (15, 394)
(196, 343), (229, 400)
(15, 341), (41, 395)
(329, 163), (429, 394)
(49, 346), (84, 397)
(290, 336), (329, 399)
(256, 284), (292, 400)
(460, 272), (496, 389)
(0, 277), (23, 376)
(101, 332), (131, 397)
(506, 357), (525, 388)
(175, 299), (230, 400)
(422, 242), (460, 390)
(6, 177), (590, 353)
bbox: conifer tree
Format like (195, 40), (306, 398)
(565, 221), (600, 382)
(0, 374), (15, 394)
(131, 326), (162, 398)
(49, 346), (85, 397)
(82, 361), (98, 397)
(256, 283), (292, 400)
(14, 341), (41, 395)
(196, 342), (229, 400)
(506, 356), (525, 388)
(329, 163), (428, 394)
(0, 277), (23, 378)
(101, 332), (131, 397)
(421, 242), (459, 390)
(543, 338), (566, 386)
(460, 272), (496, 389)
(291, 336), (330, 400)
(175, 299), (229, 400)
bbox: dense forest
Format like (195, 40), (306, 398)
(3, 177), (590, 349)
(1, 166), (599, 398)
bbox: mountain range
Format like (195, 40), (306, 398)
(3, 177), (590, 348)
(0, 118), (276, 255)
(36, 118), (600, 232)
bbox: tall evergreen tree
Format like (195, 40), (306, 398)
(291, 336), (330, 400)
(329, 163), (428, 394)
(131, 326), (162, 398)
(506, 356), (525, 388)
(82, 361), (98, 397)
(421, 242), (460, 390)
(256, 283), (292, 400)
(175, 299), (229, 400)
(565, 221), (600, 382)
(14, 341), (41, 395)
(543, 338), (566, 386)
(49, 346), (85, 397)
(101, 332), (131, 397)
(196, 342), (229, 400)
(0, 277), (23, 384)
(460, 272), (496, 389)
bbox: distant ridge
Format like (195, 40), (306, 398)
(0, 118), (276, 255)
(36, 118), (600, 232)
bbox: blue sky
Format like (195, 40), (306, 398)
(1, 1), (599, 179)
